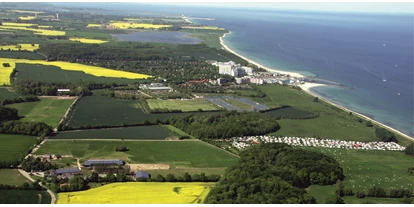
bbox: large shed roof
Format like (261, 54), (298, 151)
(55, 167), (80, 174)
(136, 171), (150, 179)
(83, 159), (124, 166)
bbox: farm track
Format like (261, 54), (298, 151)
(18, 169), (56, 204)
(55, 96), (79, 131)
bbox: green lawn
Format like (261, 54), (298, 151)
(49, 157), (78, 168)
(0, 134), (37, 162)
(8, 97), (75, 127)
(0, 87), (22, 101)
(301, 146), (413, 203)
(0, 189), (51, 204)
(35, 140), (239, 169)
(52, 126), (172, 140)
(0, 169), (28, 186)
(146, 98), (220, 112)
(253, 85), (409, 144)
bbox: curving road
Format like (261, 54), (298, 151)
(18, 169), (56, 204)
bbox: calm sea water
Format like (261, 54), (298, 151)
(111, 31), (201, 44)
(58, 3), (414, 137)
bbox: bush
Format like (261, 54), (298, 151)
(404, 143), (414, 156)
(367, 186), (387, 197)
(355, 191), (365, 198)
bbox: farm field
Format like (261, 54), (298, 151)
(64, 96), (179, 128)
(7, 96), (75, 127)
(147, 99), (220, 112)
(162, 125), (195, 139)
(57, 182), (214, 204)
(0, 88), (22, 101)
(0, 51), (44, 59)
(0, 58), (152, 83)
(0, 189), (51, 204)
(35, 140), (239, 169)
(302, 147), (413, 203)
(0, 26), (65, 36)
(52, 126), (172, 140)
(0, 44), (39, 51)
(18, 16), (36, 20)
(14, 63), (144, 84)
(0, 169), (28, 186)
(68, 38), (108, 44)
(108, 22), (173, 29)
(0, 134), (37, 163)
(254, 85), (404, 143)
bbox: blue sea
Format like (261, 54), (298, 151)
(57, 3), (414, 137)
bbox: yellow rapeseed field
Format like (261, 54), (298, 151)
(9, 10), (44, 14)
(0, 58), (151, 85)
(86, 24), (102, 28)
(38, 25), (53, 29)
(1, 22), (37, 27)
(69, 38), (108, 44)
(0, 61), (15, 85)
(0, 44), (39, 52)
(57, 182), (214, 204)
(18, 16), (36, 20)
(109, 22), (172, 29)
(0, 26), (65, 36)
(124, 18), (142, 21)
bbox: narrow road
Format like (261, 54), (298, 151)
(18, 169), (56, 204)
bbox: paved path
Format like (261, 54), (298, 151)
(18, 169), (56, 204)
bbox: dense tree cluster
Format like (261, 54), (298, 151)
(146, 173), (221, 183)
(0, 120), (52, 137)
(0, 182), (42, 191)
(404, 142), (414, 156)
(375, 128), (398, 143)
(0, 106), (19, 121)
(21, 156), (57, 172)
(1, 95), (40, 105)
(167, 112), (280, 139)
(204, 143), (344, 204)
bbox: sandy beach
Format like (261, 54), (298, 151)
(220, 31), (413, 141)
(220, 31), (304, 78)
(300, 83), (414, 141)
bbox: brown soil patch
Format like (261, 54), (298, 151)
(128, 164), (170, 171)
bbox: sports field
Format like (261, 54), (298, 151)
(0, 134), (37, 162)
(7, 97), (75, 127)
(52, 126), (172, 140)
(57, 182), (214, 204)
(35, 140), (239, 168)
(147, 99), (220, 112)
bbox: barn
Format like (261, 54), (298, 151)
(83, 159), (124, 167)
(136, 171), (150, 180)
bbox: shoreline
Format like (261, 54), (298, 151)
(219, 31), (304, 78)
(219, 32), (414, 141)
(301, 83), (414, 141)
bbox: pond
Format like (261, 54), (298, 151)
(111, 31), (201, 44)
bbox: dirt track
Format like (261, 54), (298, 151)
(128, 164), (170, 171)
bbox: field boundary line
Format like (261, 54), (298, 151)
(56, 96), (79, 132)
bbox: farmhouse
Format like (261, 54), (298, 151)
(135, 171), (150, 180)
(49, 167), (81, 179)
(83, 159), (124, 167)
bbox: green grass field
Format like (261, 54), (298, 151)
(15, 63), (145, 84)
(0, 190), (51, 204)
(253, 85), (409, 143)
(221, 97), (254, 110)
(52, 126), (172, 140)
(182, 29), (227, 49)
(263, 107), (315, 119)
(7, 97), (75, 127)
(0, 87), (22, 101)
(0, 134), (37, 162)
(65, 96), (181, 128)
(35, 140), (239, 169)
(147, 99), (219, 112)
(0, 169), (28, 186)
(302, 147), (413, 203)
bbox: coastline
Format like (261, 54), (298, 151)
(301, 83), (414, 141)
(219, 31), (304, 78)
(219, 32), (414, 142)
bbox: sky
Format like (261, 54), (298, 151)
(143, 2), (414, 14)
